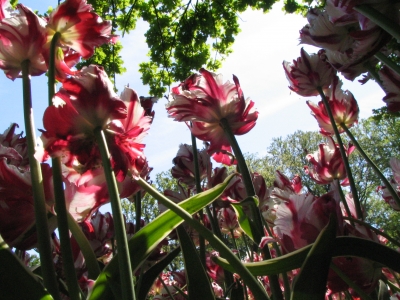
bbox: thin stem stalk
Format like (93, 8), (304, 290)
(66, 213), (101, 279)
(375, 52), (400, 77)
(330, 262), (373, 300)
(317, 87), (363, 220)
(53, 158), (82, 300)
(336, 180), (355, 226)
(341, 123), (400, 209)
(190, 132), (206, 266)
(354, 4), (400, 42)
(135, 192), (142, 234)
(48, 32), (61, 106)
(343, 217), (400, 248)
(220, 118), (255, 197)
(48, 32), (81, 300)
(220, 118), (283, 300)
(219, 118), (262, 234)
(94, 128), (135, 300)
(21, 59), (60, 300)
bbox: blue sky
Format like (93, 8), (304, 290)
(0, 0), (386, 177)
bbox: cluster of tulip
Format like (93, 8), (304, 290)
(0, 0), (400, 299)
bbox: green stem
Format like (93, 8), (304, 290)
(66, 212), (101, 279)
(330, 262), (373, 300)
(375, 52), (400, 77)
(341, 123), (400, 209)
(190, 132), (203, 195)
(220, 119), (263, 237)
(262, 221), (291, 299)
(354, 4), (400, 42)
(53, 158), (82, 300)
(343, 216), (400, 248)
(135, 192), (142, 234)
(317, 87), (363, 220)
(136, 177), (270, 300)
(241, 232), (252, 261)
(230, 229), (239, 253)
(220, 118), (255, 197)
(190, 132), (206, 267)
(48, 32), (82, 299)
(220, 118), (283, 300)
(336, 180), (355, 226)
(94, 128), (135, 300)
(48, 32), (61, 106)
(21, 59), (60, 300)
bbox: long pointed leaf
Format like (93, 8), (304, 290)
(137, 178), (270, 299)
(136, 247), (181, 299)
(0, 237), (53, 300)
(89, 174), (235, 300)
(67, 212), (101, 279)
(231, 203), (254, 241)
(177, 225), (215, 300)
(291, 215), (336, 300)
(214, 236), (400, 275)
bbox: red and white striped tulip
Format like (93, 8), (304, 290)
(307, 76), (359, 136)
(167, 68), (258, 165)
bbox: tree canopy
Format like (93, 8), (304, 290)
(72, 0), (320, 96)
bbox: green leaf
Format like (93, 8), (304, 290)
(378, 279), (390, 300)
(231, 202), (254, 241)
(67, 212), (101, 280)
(0, 238), (53, 300)
(89, 174), (235, 300)
(136, 247), (181, 300)
(291, 215), (337, 300)
(213, 236), (400, 275)
(176, 225), (215, 300)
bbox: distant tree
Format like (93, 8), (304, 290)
(262, 130), (327, 195)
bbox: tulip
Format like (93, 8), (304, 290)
(167, 68), (258, 165)
(307, 76), (359, 135)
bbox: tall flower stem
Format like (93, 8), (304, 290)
(343, 217), (400, 248)
(336, 180), (355, 226)
(21, 59), (60, 300)
(375, 52), (400, 77)
(190, 132), (206, 266)
(261, 218), (292, 299)
(354, 4), (400, 42)
(190, 132), (235, 293)
(94, 128), (135, 300)
(136, 177), (270, 300)
(220, 118), (255, 197)
(317, 87), (363, 220)
(330, 262), (373, 300)
(48, 32), (61, 104)
(341, 123), (400, 208)
(48, 32), (82, 300)
(134, 192), (142, 234)
(220, 118), (283, 300)
(53, 159), (82, 300)
(219, 118), (263, 237)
